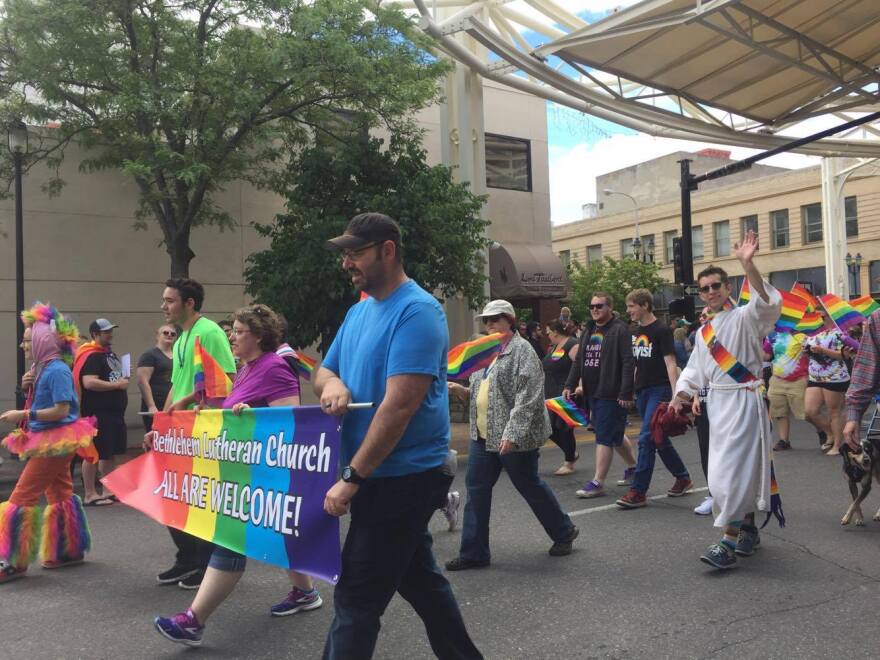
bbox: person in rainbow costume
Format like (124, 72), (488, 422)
(0, 302), (97, 582)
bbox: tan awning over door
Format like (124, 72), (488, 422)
(489, 243), (568, 300)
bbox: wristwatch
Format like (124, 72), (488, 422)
(341, 465), (366, 485)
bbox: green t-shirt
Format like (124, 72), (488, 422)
(170, 316), (236, 405)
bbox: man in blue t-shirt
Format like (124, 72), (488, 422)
(317, 213), (482, 660)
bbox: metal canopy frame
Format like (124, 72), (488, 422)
(384, 0), (880, 157)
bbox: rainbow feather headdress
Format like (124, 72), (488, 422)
(20, 302), (79, 366)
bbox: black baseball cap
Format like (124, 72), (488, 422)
(325, 213), (402, 251)
(89, 318), (118, 334)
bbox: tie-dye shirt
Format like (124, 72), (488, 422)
(763, 332), (808, 381)
(805, 329), (850, 383)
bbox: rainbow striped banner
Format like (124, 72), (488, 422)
(795, 311), (823, 336)
(819, 293), (865, 331)
(775, 291), (808, 333)
(790, 283), (820, 312)
(102, 406), (341, 583)
(194, 336), (233, 405)
(545, 396), (589, 427)
(448, 332), (511, 379)
(850, 295), (880, 318)
(737, 279), (750, 307)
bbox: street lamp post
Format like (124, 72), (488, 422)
(7, 120), (28, 409)
(603, 188), (646, 261)
(845, 252), (863, 297)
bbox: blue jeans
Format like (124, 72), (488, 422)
(632, 385), (689, 495)
(208, 545), (248, 572)
(323, 467), (481, 660)
(459, 440), (575, 563)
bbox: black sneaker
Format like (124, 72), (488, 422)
(445, 557), (490, 571)
(177, 571), (205, 590)
(549, 526), (579, 556)
(156, 564), (198, 585)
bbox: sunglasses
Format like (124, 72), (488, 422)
(698, 282), (724, 293)
(483, 314), (505, 323)
(162, 330), (178, 337)
(589, 303), (606, 310)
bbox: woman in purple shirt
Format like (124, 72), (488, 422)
(154, 304), (321, 647)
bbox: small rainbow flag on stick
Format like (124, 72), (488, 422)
(795, 311), (823, 336)
(737, 279), (750, 307)
(790, 283), (820, 312)
(819, 293), (865, 332)
(849, 295), (880, 318)
(194, 337), (233, 404)
(293, 351), (318, 381)
(775, 291), (808, 333)
(448, 332), (510, 379)
(545, 397), (589, 428)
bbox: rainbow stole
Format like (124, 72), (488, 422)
(762, 461), (786, 529)
(545, 397), (588, 427)
(701, 322), (757, 383)
(737, 279), (750, 307)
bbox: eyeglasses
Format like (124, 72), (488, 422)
(161, 330), (177, 337)
(589, 303), (606, 310)
(483, 314), (504, 323)
(341, 242), (381, 261)
(698, 282), (724, 293)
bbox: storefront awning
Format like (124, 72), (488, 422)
(489, 242), (568, 301)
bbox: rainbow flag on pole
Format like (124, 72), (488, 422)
(790, 283), (820, 312)
(448, 332), (510, 379)
(819, 293), (865, 331)
(774, 291), (808, 333)
(795, 311), (823, 336)
(849, 295), (880, 318)
(737, 279), (750, 307)
(194, 336), (233, 405)
(545, 397), (589, 428)
(293, 351), (318, 381)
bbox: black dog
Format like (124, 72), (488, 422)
(840, 436), (880, 526)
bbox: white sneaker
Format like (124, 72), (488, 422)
(443, 491), (461, 532)
(694, 496), (713, 516)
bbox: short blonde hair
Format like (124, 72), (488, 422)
(625, 289), (654, 311)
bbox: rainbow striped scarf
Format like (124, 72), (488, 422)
(701, 322), (757, 383)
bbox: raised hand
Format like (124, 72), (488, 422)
(733, 229), (758, 264)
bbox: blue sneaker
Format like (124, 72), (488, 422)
(616, 467), (635, 486)
(575, 480), (604, 499)
(270, 587), (323, 617)
(700, 543), (738, 570)
(735, 526), (761, 557)
(154, 609), (204, 646)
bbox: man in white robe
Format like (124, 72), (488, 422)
(672, 231), (781, 570)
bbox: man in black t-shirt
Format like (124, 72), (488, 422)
(616, 290), (692, 509)
(80, 318), (129, 505)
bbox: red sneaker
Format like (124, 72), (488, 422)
(667, 478), (693, 497)
(616, 490), (647, 509)
(0, 563), (27, 583)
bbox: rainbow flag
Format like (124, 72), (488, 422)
(790, 283), (820, 312)
(850, 295), (880, 317)
(194, 336), (233, 404)
(545, 397), (588, 428)
(737, 279), (750, 307)
(795, 311), (823, 336)
(102, 406), (342, 582)
(293, 351), (318, 381)
(774, 291), (808, 333)
(448, 332), (510, 379)
(819, 293), (865, 331)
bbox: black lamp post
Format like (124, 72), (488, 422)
(7, 120), (27, 408)
(845, 252), (863, 297)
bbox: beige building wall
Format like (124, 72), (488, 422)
(0, 78), (550, 425)
(554, 165), (880, 300)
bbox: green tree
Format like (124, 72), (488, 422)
(0, 0), (448, 276)
(568, 256), (668, 321)
(244, 130), (489, 352)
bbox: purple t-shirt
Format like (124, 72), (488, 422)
(222, 351), (300, 409)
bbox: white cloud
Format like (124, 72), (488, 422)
(549, 132), (819, 225)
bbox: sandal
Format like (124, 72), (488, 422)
(820, 442), (834, 453)
(84, 496), (114, 507)
(554, 464), (576, 476)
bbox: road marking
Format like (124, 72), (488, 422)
(568, 487), (709, 517)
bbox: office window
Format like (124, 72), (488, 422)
(846, 196), (858, 237)
(871, 260), (880, 296)
(663, 230), (678, 264)
(770, 209), (789, 248)
(587, 244), (602, 265)
(740, 214), (758, 238)
(770, 268), (826, 296)
(802, 202), (823, 243)
(692, 225), (704, 261)
(621, 238), (634, 259)
(713, 220), (730, 257)
(559, 250), (570, 269)
(485, 134), (531, 191)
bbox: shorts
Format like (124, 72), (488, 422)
(767, 376), (806, 420)
(588, 398), (627, 447)
(209, 544), (247, 572)
(807, 380), (849, 393)
(92, 413), (128, 460)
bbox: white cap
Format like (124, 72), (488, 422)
(475, 299), (515, 320)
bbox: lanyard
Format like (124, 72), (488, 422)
(177, 316), (201, 369)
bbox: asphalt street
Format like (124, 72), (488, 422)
(2, 419), (879, 660)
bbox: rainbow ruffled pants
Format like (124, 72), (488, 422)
(0, 454), (91, 570)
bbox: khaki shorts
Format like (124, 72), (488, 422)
(767, 375), (806, 420)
